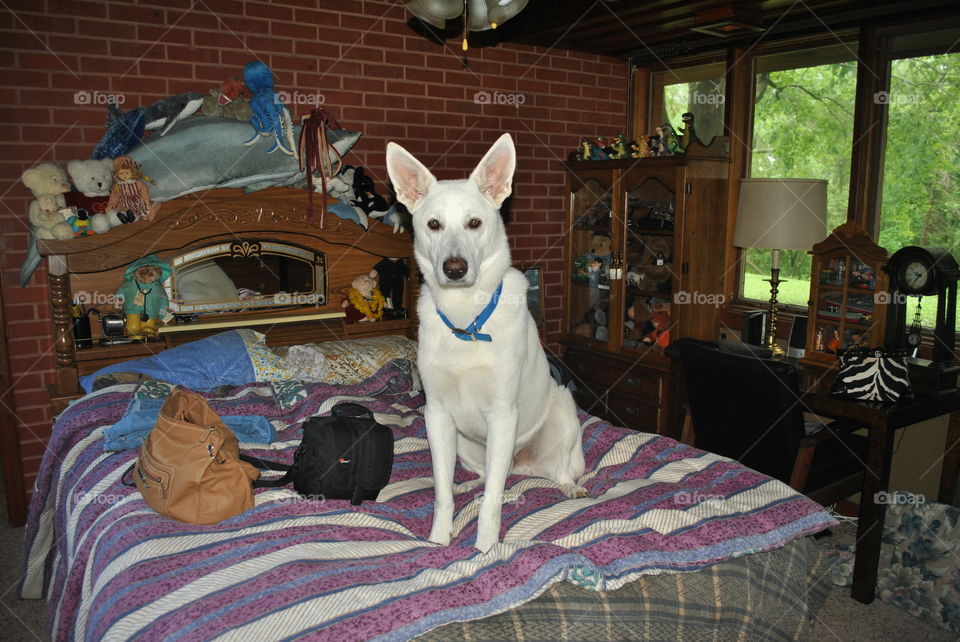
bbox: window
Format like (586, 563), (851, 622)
(742, 44), (859, 307)
(876, 47), (960, 327)
(651, 62), (726, 146)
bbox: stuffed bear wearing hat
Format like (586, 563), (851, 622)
(22, 163), (73, 240)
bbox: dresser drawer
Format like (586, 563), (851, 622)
(565, 349), (627, 393)
(606, 389), (659, 432)
(616, 364), (662, 398)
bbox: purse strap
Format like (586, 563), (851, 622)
(241, 454), (295, 488)
(331, 402), (375, 420)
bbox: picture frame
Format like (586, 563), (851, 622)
(522, 266), (545, 334)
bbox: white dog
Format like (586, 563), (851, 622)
(386, 133), (587, 552)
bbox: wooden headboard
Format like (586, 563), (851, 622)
(38, 186), (415, 410)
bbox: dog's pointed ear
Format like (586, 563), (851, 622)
(469, 133), (516, 207)
(386, 142), (437, 212)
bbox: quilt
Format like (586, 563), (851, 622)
(21, 360), (835, 640)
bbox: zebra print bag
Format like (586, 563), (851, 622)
(830, 347), (911, 402)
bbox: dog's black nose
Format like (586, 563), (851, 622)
(442, 257), (468, 280)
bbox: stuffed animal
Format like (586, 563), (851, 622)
(638, 236), (673, 294)
(107, 156), (159, 223)
(242, 61), (297, 158)
(371, 257), (409, 311)
(642, 302), (671, 348)
(201, 77), (252, 121)
(115, 254), (171, 340)
(62, 207), (96, 237)
(321, 169), (368, 229)
(107, 91), (205, 136)
(341, 271), (385, 323)
(65, 158), (119, 233)
(22, 163), (73, 240)
(624, 297), (653, 348)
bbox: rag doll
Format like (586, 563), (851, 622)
(107, 156), (160, 223)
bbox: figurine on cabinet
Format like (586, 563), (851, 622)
(645, 135), (661, 157)
(656, 124), (682, 156)
(679, 112), (701, 151)
(609, 134), (628, 159)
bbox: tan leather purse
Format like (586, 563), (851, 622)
(134, 389), (260, 524)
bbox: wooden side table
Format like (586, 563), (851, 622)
(800, 389), (960, 603)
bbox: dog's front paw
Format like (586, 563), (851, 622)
(559, 483), (589, 499)
(428, 522), (453, 546)
(475, 530), (498, 553)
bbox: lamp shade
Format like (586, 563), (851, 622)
(733, 178), (828, 250)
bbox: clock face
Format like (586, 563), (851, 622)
(898, 259), (932, 294)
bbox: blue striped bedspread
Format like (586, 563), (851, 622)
(20, 360), (836, 640)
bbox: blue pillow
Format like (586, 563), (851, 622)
(80, 330), (259, 393)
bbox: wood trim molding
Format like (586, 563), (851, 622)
(847, 25), (890, 236)
(0, 263), (27, 525)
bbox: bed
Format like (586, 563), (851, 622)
(22, 187), (835, 640)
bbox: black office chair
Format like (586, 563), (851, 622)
(668, 338), (868, 506)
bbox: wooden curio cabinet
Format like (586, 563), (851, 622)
(561, 151), (730, 436)
(801, 222), (890, 378)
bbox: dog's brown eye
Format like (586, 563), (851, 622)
(427, 219), (442, 230)
(467, 218), (482, 229)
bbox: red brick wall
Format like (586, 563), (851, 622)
(0, 1), (626, 492)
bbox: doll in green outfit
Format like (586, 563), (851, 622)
(116, 255), (171, 340)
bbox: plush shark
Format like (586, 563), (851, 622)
(106, 92), (206, 137)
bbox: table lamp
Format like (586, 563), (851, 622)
(734, 178), (828, 356)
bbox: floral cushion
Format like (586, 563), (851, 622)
(275, 335), (418, 385)
(237, 329), (293, 382)
(825, 494), (960, 633)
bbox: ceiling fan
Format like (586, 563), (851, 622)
(405, 0), (529, 54)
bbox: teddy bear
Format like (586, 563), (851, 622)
(21, 162), (73, 240)
(341, 271), (385, 323)
(115, 254), (171, 340)
(638, 236), (673, 294)
(65, 158), (119, 234)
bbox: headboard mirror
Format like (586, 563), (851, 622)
(166, 239), (327, 315)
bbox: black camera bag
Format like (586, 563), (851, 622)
(246, 402), (394, 505)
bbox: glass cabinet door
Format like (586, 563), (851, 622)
(569, 176), (613, 343)
(621, 175), (676, 351)
(810, 252), (877, 357)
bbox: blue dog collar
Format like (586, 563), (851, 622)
(436, 282), (503, 342)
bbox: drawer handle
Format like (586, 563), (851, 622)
(625, 405), (638, 415)
(626, 377), (640, 388)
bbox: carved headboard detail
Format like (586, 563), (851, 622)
(38, 187), (415, 408)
